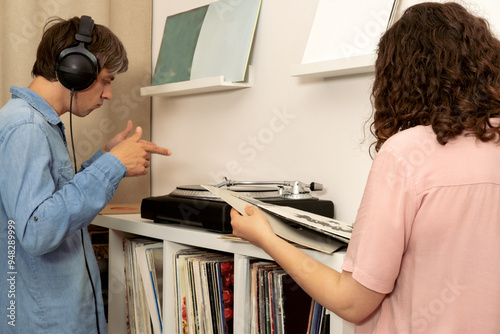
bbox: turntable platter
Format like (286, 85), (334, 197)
(169, 184), (281, 201)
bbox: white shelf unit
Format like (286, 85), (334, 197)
(140, 66), (253, 98)
(92, 214), (354, 334)
(290, 54), (376, 79)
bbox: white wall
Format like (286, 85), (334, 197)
(149, 0), (375, 224)
(148, 0), (500, 223)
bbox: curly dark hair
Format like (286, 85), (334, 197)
(32, 16), (128, 81)
(370, 2), (500, 152)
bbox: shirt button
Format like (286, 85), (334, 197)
(34, 217), (38, 222)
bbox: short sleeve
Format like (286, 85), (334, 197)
(342, 145), (418, 294)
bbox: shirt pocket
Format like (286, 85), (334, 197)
(56, 164), (75, 191)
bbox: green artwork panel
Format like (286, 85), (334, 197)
(152, 5), (209, 85)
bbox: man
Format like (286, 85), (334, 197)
(0, 16), (171, 333)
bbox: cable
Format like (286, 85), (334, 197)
(69, 90), (77, 175)
(81, 229), (100, 334)
(69, 90), (101, 334)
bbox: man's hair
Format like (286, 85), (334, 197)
(32, 16), (128, 81)
(370, 2), (500, 152)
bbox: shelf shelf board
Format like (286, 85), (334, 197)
(290, 53), (376, 79)
(92, 214), (344, 264)
(141, 66), (253, 97)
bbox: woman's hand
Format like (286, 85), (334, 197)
(230, 205), (278, 249)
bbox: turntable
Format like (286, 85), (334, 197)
(141, 178), (334, 233)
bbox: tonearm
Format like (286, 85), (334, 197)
(215, 177), (323, 199)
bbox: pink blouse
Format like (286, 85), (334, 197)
(343, 125), (500, 333)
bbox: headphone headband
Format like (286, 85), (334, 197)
(75, 15), (94, 44)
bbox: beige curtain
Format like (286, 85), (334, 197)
(0, 0), (153, 204)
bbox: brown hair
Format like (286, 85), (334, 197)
(370, 2), (500, 152)
(32, 16), (128, 81)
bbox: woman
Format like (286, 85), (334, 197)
(230, 2), (500, 333)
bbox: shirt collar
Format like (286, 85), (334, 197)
(9, 86), (62, 126)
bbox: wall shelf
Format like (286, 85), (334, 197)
(290, 53), (376, 79)
(141, 66), (253, 97)
(92, 214), (354, 334)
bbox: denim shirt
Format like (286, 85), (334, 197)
(0, 87), (127, 333)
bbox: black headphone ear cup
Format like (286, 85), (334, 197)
(56, 44), (98, 91)
(56, 16), (98, 91)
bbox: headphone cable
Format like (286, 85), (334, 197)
(69, 90), (77, 174)
(69, 90), (101, 334)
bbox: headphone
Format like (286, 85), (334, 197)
(56, 15), (99, 91)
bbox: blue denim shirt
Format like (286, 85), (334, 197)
(0, 87), (127, 333)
